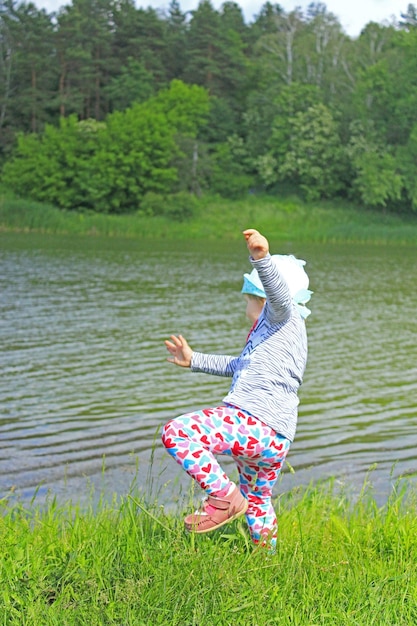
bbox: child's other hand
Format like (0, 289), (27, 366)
(164, 334), (193, 367)
(243, 229), (269, 260)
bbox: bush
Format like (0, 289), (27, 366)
(140, 191), (198, 221)
(1, 81), (210, 214)
(209, 141), (254, 199)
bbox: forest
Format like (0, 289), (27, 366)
(1, 0), (417, 216)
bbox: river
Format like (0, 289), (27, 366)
(1, 233), (416, 508)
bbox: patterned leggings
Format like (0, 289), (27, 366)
(161, 404), (290, 547)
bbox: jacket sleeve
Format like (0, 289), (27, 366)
(251, 254), (293, 325)
(191, 351), (239, 377)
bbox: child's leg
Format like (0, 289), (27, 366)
(161, 406), (289, 537)
(161, 407), (235, 494)
(236, 438), (290, 548)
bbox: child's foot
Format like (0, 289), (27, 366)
(184, 483), (248, 533)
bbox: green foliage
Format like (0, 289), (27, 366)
(149, 79), (210, 136)
(347, 123), (404, 208)
(55, 0), (116, 120)
(252, 84), (322, 187)
(202, 96), (240, 144)
(104, 58), (155, 111)
(352, 60), (396, 141)
(277, 103), (346, 200)
(0, 0), (56, 136)
(253, 7), (305, 87)
(171, 136), (211, 196)
(396, 123), (417, 211)
(183, 0), (249, 109)
(110, 2), (168, 92)
(1, 0), (417, 213)
(245, 84), (321, 169)
(140, 191), (198, 221)
(86, 105), (178, 213)
(164, 0), (188, 81)
(209, 138), (254, 198)
(352, 151), (403, 208)
(146, 81), (211, 197)
(1, 116), (104, 209)
(270, 84), (322, 154)
(390, 28), (417, 145)
(1, 81), (210, 213)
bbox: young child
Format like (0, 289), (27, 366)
(161, 228), (312, 549)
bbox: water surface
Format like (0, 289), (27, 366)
(1, 233), (416, 506)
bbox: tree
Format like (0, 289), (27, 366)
(1, 115), (105, 208)
(0, 0), (56, 134)
(0, 1), (13, 132)
(111, 0), (168, 87)
(149, 79), (211, 194)
(208, 135), (254, 197)
(246, 83), (320, 183)
(351, 151), (403, 209)
(1, 80), (210, 211)
(254, 2), (351, 107)
(399, 3), (417, 30)
(85, 106), (179, 212)
(250, 2), (284, 38)
(388, 27), (417, 145)
(14, 3), (56, 132)
(184, 0), (248, 102)
(104, 57), (154, 111)
(346, 120), (403, 209)
(254, 7), (304, 86)
(221, 1), (248, 38)
(303, 3), (348, 100)
(163, 0), (188, 81)
(396, 123), (417, 211)
(56, 0), (115, 120)
(277, 103), (345, 200)
(149, 79), (210, 136)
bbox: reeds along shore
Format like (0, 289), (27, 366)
(1, 193), (417, 245)
(1, 478), (417, 625)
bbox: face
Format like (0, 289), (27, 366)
(244, 295), (265, 324)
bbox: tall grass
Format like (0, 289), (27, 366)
(1, 192), (417, 245)
(1, 478), (416, 625)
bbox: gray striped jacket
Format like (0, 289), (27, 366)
(190, 253), (308, 442)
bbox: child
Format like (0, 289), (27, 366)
(161, 228), (312, 549)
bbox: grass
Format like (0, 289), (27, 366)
(1, 478), (416, 625)
(1, 191), (417, 245)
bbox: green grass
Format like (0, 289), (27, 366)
(1, 479), (416, 625)
(1, 192), (417, 245)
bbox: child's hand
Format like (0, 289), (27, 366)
(164, 334), (193, 368)
(243, 229), (269, 260)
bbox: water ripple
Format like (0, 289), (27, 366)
(1, 235), (416, 505)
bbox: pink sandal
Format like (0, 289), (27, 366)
(184, 484), (248, 534)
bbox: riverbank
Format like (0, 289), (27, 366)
(1, 192), (417, 245)
(1, 480), (416, 625)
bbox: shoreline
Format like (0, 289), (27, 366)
(1, 193), (417, 245)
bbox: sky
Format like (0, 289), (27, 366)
(152, 0), (405, 36)
(36, 0), (406, 37)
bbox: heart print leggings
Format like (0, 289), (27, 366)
(161, 404), (290, 548)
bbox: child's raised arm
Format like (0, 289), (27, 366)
(243, 229), (293, 324)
